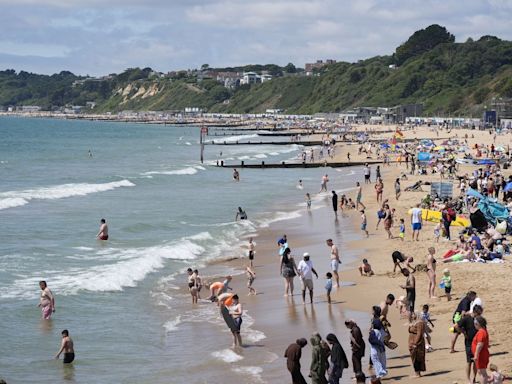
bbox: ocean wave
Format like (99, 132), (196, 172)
(211, 349), (244, 363)
(0, 197), (29, 210)
(232, 366), (264, 383)
(0, 240), (203, 299)
(212, 134), (258, 143)
(257, 210), (303, 228)
(141, 165), (204, 176)
(164, 316), (182, 332)
(0, 180), (135, 210)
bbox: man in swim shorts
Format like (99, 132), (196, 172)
(410, 203), (422, 241)
(55, 329), (75, 364)
(229, 295), (243, 347)
(326, 239), (341, 288)
(96, 218), (108, 240)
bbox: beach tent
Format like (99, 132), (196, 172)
(466, 188), (509, 225)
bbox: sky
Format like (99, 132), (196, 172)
(0, 0), (511, 76)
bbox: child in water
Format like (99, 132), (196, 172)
(399, 218), (405, 241)
(325, 272), (333, 304)
(305, 193), (311, 210)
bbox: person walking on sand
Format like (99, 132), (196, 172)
(38, 281), (55, 320)
(383, 203), (393, 239)
(285, 338), (308, 384)
(97, 218), (108, 240)
(454, 304), (483, 384)
(426, 247), (437, 299)
(408, 312), (426, 378)
(450, 291), (478, 354)
(248, 237), (255, 267)
(326, 239), (341, 288)
(310, 334), (328, 384)
(332, 191), (338, 217)
(355, 182), (366, 210)
(326, 333), (349, 384)
(375, 178), (384, 203)
(345, 320), (365, 377)
(297, 253), (319, 304)
(410, 203), (423, 241)
(400, 268), (416, 314)
(280, 247), (298, 296)
(369, 307), (387, 379)
(360, 210), (369, 238)
(394, 178), (401, 200)
(55, 329), (75, 364)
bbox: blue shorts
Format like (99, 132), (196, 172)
(412, 223), (422, 231)
(361, 223), (367, 231)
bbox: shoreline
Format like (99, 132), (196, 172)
(199, 125), (512, 383)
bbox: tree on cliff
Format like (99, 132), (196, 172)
(394, 24), (455, 66)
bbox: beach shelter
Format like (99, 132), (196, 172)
(467, 188), (509, 225)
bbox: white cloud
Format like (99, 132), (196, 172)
(0, 0), (510, 75)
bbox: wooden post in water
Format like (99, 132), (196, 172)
(200, 126), (208, 163)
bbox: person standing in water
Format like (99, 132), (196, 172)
(96, 218), (108, 240)
(320, 174), (329, 192)
(229, 295), (243, 347)
(356, 182), (366, 210)
(235, 207), (247, 221)
(38, 281), (55, 320)
(55, 329), (75, 364)
(327, 239), (341, 288)
(233, 168), (240, 181)
(248, 237), (255, 267)
(332, 191), (338, 217)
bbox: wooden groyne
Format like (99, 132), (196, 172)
(214, 160), (392, 169)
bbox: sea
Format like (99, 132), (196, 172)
(0, 116), (361, 384)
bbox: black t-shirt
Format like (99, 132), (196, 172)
(457, 315), (477, 347)
(454, 297), (471, 318)
(332, 194), (338, 209)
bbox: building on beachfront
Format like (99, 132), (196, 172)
(18, 105), (41, 113)
(387, 104), (423, 123)
(305, 59), (337, 76)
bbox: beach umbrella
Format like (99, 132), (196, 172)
(505, 182), (512, 192)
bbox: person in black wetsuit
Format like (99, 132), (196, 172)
(332, 191), (338, 217)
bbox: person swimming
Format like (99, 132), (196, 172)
(96, 218), (108, 240)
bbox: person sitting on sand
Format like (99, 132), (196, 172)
(358, 258), (374, 276)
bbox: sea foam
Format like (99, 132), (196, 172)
(211, 349), (244, 363)
(0, 180), (135, 210)
(1, 239), (203, 299)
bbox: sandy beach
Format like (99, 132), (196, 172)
(198, 124), (511, 383)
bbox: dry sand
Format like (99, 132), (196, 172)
(199, 125), (511, 383)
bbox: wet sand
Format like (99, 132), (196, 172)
(202, 125), (511, 383)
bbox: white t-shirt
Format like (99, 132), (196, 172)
(470, 297), (484, 313)
(411, 207), (422, 224)
(297, 259), (314, 280)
